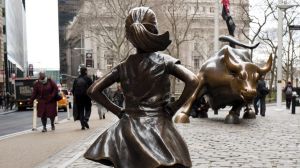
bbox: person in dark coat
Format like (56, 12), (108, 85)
(112, 84), (124, 107)
(72, 65), (93, 130)
(84, 7), (199, 168)
(0, 93), (4, 109)
(9, 94), (15, 110)
(283, 81), (293, 109)
(5, 92), (10, 110)
(253, 75), (268, 116)
(31, 72), (58, 132)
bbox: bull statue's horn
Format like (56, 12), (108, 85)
(259, 54), (272, 74)
(219, 35), (260, 49)
(224, 48), (242, 72)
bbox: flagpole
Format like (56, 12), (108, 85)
(276, 0), (283, 109)
(214, 0), (219, 53)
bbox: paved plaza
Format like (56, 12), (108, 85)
(32, 104), (300, 168)
(0, 104), (299, 168)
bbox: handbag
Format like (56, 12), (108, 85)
(55, 92), (63, 101)
(261, 87), (269, 96)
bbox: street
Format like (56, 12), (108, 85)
(0, 109), (69, 136)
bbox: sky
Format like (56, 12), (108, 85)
(26, 0), (59, 70)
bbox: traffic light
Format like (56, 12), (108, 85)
(29, 64), (33, 76)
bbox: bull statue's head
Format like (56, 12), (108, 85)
(223, 49), (272, 103)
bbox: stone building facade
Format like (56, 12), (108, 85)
(1, 0), (27, 94)
(65, 0), (249, 92)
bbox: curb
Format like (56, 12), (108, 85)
(34, 115), (117, 168)
(0, 117), (72, 141)
(0, 109), (18, 115)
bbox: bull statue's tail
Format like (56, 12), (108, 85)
(219, 35), (260, 49)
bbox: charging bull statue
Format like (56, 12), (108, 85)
(175, 36), (272, 124)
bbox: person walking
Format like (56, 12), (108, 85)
(0, 93), (3, 109)
(283, 81), (293, 109)
(31, 71), (58, 132)
(84, 7), (199, 168)
(96, 89), (110, 119)
(253, 75), (269, 116)
(72, 65), (93, 130)
(9, 94), (15, 110)
(5, 92), (10, 110)
(112, 84), (124, 108)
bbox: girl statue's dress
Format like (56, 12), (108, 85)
(85, 7), (199, 168)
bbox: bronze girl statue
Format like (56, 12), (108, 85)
(85, 7), (199, 168)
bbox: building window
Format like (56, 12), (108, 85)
(194, 58), (200, 69)
(200, 6), (205, 13)
(107, 56), (114, 70)
(3, 25), (5, 34)
(4, 42), (6, 52)
(210, 7), (214, 13)
(194, 42), (199, 50)
(2, 8), (4, 17)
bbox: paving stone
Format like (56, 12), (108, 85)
(36, 105), (300, 168)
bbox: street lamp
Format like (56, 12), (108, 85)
(276, 1), (297, 109)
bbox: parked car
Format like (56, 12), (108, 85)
(57, 91), (68, 112)
(60, 88), (72, 109)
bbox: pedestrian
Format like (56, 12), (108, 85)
(30, 71), (58, 132)
(9, 94), (15, 110)
(84, 7), (199, 168)
(96, 89), (110, 120)
(253, 75), (269, 116)
(0, 93), (3, 109)
(72, 64), (93, 130)
(5, 92), (10, 110)
(112, 84), (124, 108)
(283, 81), (293, 109)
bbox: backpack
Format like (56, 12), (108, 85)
(285, 86), (292, 96)
(74, 77), (88, 97)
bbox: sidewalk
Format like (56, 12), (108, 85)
(0, 105), (118, 168)
(1, 104), (300, 168)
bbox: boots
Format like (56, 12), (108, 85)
(42, 127), (47, 132)
(51, 124), (55, 130)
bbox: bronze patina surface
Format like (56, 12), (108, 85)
(175, 36), (272, 124)
(84, 7), (198, 168)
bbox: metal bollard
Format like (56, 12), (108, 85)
(32, 99), (37, 131)
(55, 102), (59, 124)
(67, 102), (70, 120)
(291, 96), (296, 114)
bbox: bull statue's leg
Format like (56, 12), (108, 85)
(242, 104), (256, 119)
(224, 105), (242, 124)
(174, 73), (204, 123)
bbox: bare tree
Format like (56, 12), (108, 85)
(76, 0), (150, 67)
(154, 0), (199, 95)
(259, 30), (277, 94)
(238, 0), (300, 91)
(239, 0), (274, 60)
(264, 0), (300, 84)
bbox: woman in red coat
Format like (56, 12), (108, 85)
(31, 72), (58, 132)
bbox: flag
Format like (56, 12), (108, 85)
(221, 0), (230, 20)
(226, 16), (236, 37)
(221, 0), (236, 46)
